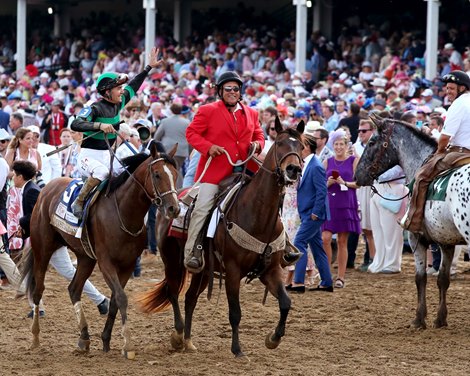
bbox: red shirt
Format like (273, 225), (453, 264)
(186, 101), (265, 184)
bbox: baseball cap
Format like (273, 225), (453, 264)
(0, 129), (12, 141)
(134, 118), (151, 128)
(421, 88), (433, 97)
(27, 125), (41, 135)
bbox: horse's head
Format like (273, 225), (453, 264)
(355, 114), (400, 186)
(264, 117), (304, 185)
(146, 141), (180, 219)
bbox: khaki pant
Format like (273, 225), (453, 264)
(184, 183), (219, 261)
(0, 245), (25, 294)
(406, 151), (470, 232)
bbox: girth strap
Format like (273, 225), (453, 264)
(225, 221), (286, 254)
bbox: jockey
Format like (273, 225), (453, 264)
(402, 70), (470, 232)
(70, 48), (163, 218)
(184, 71), (265, 272)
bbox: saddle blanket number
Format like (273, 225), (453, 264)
(55, 180), (84, 226)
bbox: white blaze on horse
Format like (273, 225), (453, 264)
(355, 116), (470, 329)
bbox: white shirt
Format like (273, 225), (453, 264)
(0, 157), (9, 191)
(36, 143), (62, 184)
(441, 92), (470, 148)
(301, 153), (315, 178)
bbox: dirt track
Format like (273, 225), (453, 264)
(1, 249), (470, 376)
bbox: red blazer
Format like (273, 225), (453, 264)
(186, 101), (265, 184)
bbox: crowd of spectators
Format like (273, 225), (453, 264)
(1, 8), (470, 289)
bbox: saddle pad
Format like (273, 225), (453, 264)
(54, 179), (84, 227)
(427, 168), (458, 201)
(168, 188), (194, 239)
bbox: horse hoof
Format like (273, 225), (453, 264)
(265, 332), (281, 349)
(77, 339), (91, 353)
(170, 331), (184, 350)
(184, 339), (197, 353)
(234, 353), (250, 362)
(411, 319), (427, 330)
(30, 338), (40, 350)
(433, 320), (448, 329)
(122, 350), (136, 360)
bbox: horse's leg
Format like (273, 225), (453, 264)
(410, 233), (428, 329)
(183, 272), (208, 352)
(224, 268), (246, 358)
(259, 264), (290, 350)
(29, 245), (55, 349)
(100, 264), (135, 359)
(52, 248), (97, 353)
(434, 245), (454, 328)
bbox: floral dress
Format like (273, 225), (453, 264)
(7, 149), (39, 250)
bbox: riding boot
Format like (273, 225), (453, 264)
(184, 231), (206, 273)
(71, 177), (101, 218)
(281, 237), (302, 267)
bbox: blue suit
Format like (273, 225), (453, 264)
(293, 154), (332, 287)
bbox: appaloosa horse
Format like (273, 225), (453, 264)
(21, 142), (180, 358)
(355, 116), (470, 329)
(138, 119), (304, 358)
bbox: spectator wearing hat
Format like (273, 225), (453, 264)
(420, 88), (442, 111)
(359, 61), (374, 83)
(41, 100), (68, 146)
(321, 99), (339, 133)
(154, 102), (191, 188)
(0, 129), (11, 157)
(444, 43), (463, 70)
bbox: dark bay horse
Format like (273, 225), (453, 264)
(22, 142), (180, 359)
(137, 120), (304, 358)
(355, 116), (470, 329)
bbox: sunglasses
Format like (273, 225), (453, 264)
(223, 86), (240, 93)
(269, 127), (276, 131)
(358, 129), (373, 133)
(0, 140), (8, 144)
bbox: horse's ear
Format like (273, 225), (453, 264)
(274, 116), (283, 133)
(296, 120), (305, 134)
(148, 140), (166, 158)
(167, 143), (178, 158)
(370, 112), (385, 132)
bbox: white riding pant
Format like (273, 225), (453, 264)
(77, 148), (113, 181)
(184, 183), (219, 259)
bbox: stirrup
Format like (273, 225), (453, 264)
(184, 245), (205, 273)
(71, 200), (84, 218)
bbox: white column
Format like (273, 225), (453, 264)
(294, 0), (307, 73)
(16, 0), (27, 76)
(173, 0), (181, 44)
(425, 0), (440, 80)
(144, 0), (156, 66)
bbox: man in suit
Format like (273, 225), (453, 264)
(290, 134), (333, 292)
(154, 102), (191, 187)
(184, 71), (265, 272)
(12, 160), (109, 318)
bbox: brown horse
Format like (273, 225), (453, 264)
(21, 142), (180, 359)
(138, 120), (304, 358)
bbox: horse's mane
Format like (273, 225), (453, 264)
(108, 153), (149, 193)
(107, 151), (178, 193)
(389, 118), (438, 147)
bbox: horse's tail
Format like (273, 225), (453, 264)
(18, 246), (36, 300)
(135, 237), (188, 314)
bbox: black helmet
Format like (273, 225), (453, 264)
(442, 71), (470, 89)
(216, 71), (243, 89)
(96, 72), (129, 93)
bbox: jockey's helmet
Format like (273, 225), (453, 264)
(96, 72), (129, 94)
(442, 71), (470, 90)
(216, 71), (243, 97)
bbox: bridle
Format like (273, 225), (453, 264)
(256, 135), (303, 186)
(113, 155), (178, 237)
(368, 122), (395, 181)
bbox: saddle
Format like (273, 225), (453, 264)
(50, 179), (107, 259)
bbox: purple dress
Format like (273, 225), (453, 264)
(322, 156), (361, 234)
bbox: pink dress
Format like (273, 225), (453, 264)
(7, 148), (39, 250)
